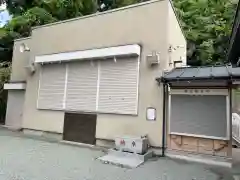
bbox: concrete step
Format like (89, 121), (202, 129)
(97, 149), (153, 168)
(234, 176), (240, 180)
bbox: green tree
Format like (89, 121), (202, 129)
(97, 0), (145, 11)
(173, 0), (238, 66)
(5, 0), (97, 19)
(36, 0), (97, 20)
(5, 7), (56, 36)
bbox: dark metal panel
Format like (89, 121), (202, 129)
(169, 81), (228, 88)
(63, 113), (97, 145)
(170, 95), (227, 138)
(159, 66), (240, 83)
(180, 67), (198, 78)
(164, 68), (184, 79)
(210, 66), (229, 77)
(196, 67), (212, 78)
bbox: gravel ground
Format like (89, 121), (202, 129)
(0, 128), (235, 180)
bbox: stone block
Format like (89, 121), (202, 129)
(214, 146), (228, 157)
(198, 138), (214, 151)
(171, 135), (182, 145)
(182, 136), (198, 146)
(170, 139), (182, 150)
(181, 144), (198, 152)
(198, 146), (214, 155)
(213, 140), (228, 151)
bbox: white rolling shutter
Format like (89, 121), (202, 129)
(66, 61), (98, 112)
(98, 58), (139, 115)
(37, 57), (139, 115)
(38, 64), (66, 110)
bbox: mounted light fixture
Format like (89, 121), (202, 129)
(19, 43), (35, 75)
(19, 43), (30, 53)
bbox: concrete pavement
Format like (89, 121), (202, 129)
(232, 148), (240, 178)
(0, 128), (235, 180)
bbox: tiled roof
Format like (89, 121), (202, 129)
(158, 65), (240, 83)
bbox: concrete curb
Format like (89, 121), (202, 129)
(166, 153), (232, 168)
(0, 125), (22, 132)
(60, 140), (108, 152)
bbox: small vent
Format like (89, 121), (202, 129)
(146, 52), (160, 67)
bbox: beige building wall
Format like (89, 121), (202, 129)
(167, 1), (187, 70)
(5, 90), (25, 128)
(5, 38), (31, 129)
(22, 64), (65, 133)
(11, 38), (31, 81)
(16, 0), (186, 147)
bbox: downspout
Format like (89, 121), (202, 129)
(162, 82), (167, 156)
(229, 82), (233, 156)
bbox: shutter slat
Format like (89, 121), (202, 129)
(98, 58), (138, 115)
(66, 61), (98, 112)
(38, 64), (66, 110)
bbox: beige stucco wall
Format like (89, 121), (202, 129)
(17, 0), (186, 147)
(11, 38), (64, 133)
(5, 90), (25, 129)
(22, 65), (65, 133)
(167, 1), (187, 70)
(10, 38), (31, 81)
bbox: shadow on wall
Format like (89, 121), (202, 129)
(0, 90), (7, 125)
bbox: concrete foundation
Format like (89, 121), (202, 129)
(166, 149), (232, 168)
(167, 135), (231, 157)
(98, 148), (153, 168)
(23, 129), (63, 142)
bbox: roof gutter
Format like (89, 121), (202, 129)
(158, 76), (240, 84)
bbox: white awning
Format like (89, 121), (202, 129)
(4, 82), (26, 90)
(35, 44), (141, 64)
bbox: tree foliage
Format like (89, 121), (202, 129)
(5, 7), (57, 36)
(5, 0), (98, 19)
(97, 0), (144, 11)
(173, 0), (238, 66)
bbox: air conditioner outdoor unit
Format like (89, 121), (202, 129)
(146, 53), (160, 67)
(115, 135), (149, 154)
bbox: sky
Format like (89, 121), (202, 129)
(0, 3), (11, 27)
